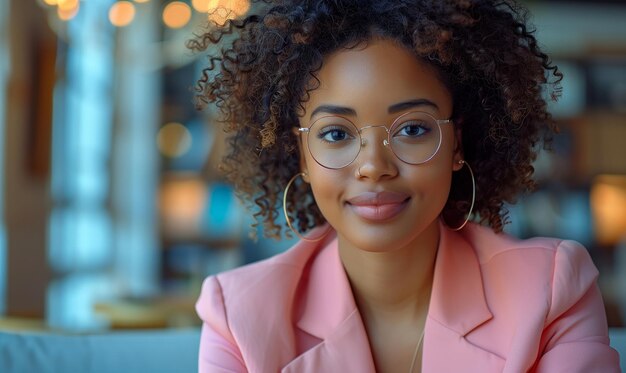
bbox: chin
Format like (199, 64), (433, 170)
(339, 223), (436, 253)
(344, 228), (421, 253)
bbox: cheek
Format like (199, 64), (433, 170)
(406, 150), (455, 205)
(409, 164), (453, 195)
(307, 166), (344, 200)
(306, 166), (349, 220)
(434, 169), (454, 200)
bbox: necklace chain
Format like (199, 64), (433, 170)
(408, 328), (426, 373)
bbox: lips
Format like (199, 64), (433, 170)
(346, 191), (410, 221)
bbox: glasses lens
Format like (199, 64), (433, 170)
(306, 116), (360, 169)
(389, 112), (442, 164)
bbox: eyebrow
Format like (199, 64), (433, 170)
(309, 99), (439, 119)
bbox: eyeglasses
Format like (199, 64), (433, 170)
(298, 111), (453, 169)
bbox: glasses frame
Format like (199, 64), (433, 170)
(298, 110), (453, 169)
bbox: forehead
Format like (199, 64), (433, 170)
(305, 39), (453, 117)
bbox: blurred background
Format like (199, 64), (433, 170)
(0, 0), (625, 333)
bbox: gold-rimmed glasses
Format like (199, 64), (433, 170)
(298, 111), (453, 169)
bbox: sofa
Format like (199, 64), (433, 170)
(0, 328), (200, 373)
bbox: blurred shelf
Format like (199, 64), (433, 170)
(0, 317), (49, 332)
(94, 295), (199, 330)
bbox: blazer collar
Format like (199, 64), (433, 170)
(295, 237), (357, 339)
(429, 222), (493, 336)
(290, 235), (377, 372)
(296, 222), (492, 339)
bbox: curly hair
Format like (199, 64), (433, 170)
(187, 0), (562, 239)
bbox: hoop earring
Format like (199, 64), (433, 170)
(449, 160), (476, 231)
(282, 173), (330, 242)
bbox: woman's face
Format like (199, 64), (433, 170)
(298, 38), (462, 252)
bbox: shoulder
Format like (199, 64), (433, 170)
(461, 223), (600, 320)
(195, 232), (334, 328)
(450, 228), (617, 370)
(462, 223), (597, 276)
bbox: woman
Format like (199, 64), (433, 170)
(189, 0), (620, 371)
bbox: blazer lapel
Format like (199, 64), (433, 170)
(282, 309), (375, 373)
(428, 223), (493, 334)
(283, 223), (498, 372)
(423, 223), (501, 371)
(293, 224), (494, 337)
(284, 238), (376, 373)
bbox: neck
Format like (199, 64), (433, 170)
(338, 221), (439, 319)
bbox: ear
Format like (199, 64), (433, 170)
(294, 127), (310, 182)
(452, 126), (464, 171)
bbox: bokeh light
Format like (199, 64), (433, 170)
(226, 0), (251, 16)
(159, 177), (207, 237)
(191, 0), (211, 12)
(57, 3), (79, 20)
(109, 1), (136, 27)
(133, 0), (151, 3)
(157, 122), (193, 158)
(206, 0), (250, 25)
(57, 0), (79, 11)
(163, 2), (192, 29)
(591, 175), (626, 246)
(42, 0), (59, 6)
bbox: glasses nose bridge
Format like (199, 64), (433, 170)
(353, 124), (395, 168)
(358, 124), (390, 147)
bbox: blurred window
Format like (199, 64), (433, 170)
(109, 0), (161, 298)
(47, 0), (118, 330)
(46, 0), (161, 331)
(0, 0), (10, 315)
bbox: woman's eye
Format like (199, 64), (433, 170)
(395, 122), (430, 137)
(318, 127), (352, 143)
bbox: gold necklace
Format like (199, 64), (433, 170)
(408, 328), (426, 373)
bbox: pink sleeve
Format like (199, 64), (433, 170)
(196, 276), (247, 373)
(535, 240), (620, 372)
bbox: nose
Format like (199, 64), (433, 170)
(355, 127), (398, 181)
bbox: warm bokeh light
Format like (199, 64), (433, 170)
(591, 175), (626, 246)
(157, 122), (193, 158)
(226, 0), (251, 16)
(206, 0), (251, 24)
(109, 1), (136, 27)
(159, 177), (207, 236)
(163, 2), (192, 29)
(57, 3), (79, 20)
(133, 0), (151, 3)
(208, 8), (233, 25)
(42, 0), (59, 6)
(57, 0), (79, 11)
(192, 0), (211, 12)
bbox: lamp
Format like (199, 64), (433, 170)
(591, 174), (626, 246)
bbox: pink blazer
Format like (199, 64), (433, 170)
(196, 223), (620, 372)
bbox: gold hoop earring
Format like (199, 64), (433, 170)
(449, 160), (476, 231)
(282, 173), (330, 242)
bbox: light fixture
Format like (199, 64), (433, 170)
(157, 122), (193, 158)
(162, 1), (192, 29)
(207, 0), (250, 25)
(191, 0), (211, 12)
(57, 4), (79, 20)
(109, 1), (136, 27)
(591, 174), (626, 246)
